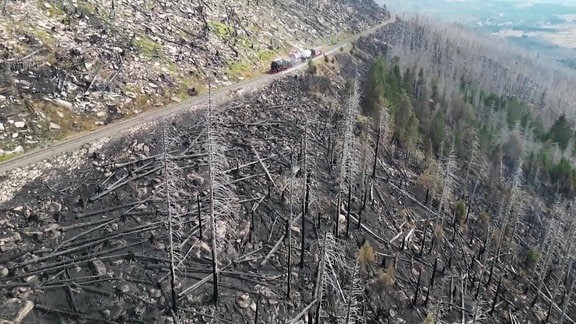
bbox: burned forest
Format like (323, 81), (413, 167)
(2, 11), (576, 324)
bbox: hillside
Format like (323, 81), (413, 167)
(379, 0), (576, 70)
(3, 6), (576, 324)
(0, 0), (388, 157)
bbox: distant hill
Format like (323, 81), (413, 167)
(378, 0), (576, 69)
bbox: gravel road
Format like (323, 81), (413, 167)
(0, 17), (395, 175)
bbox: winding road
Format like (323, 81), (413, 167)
(0, 17), (395, 174)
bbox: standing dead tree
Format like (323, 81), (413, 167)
(206, 84), (239, 304)
(344, 259), (364, 323)
(339, 78), (361, 237)
(178, 83), (239, 304)
(148, 121), (200, 320)
(160, 124), (186, 319)
(529, 202), (562, 309)
(312, 232), (361, 323)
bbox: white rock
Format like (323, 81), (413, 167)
(0, 149), (4, 156)
(237, 294), (250, 309)
(12, 146), (24, 154)
(0, 123), (4, 131)
(14, 121), (26, 128)
(54, 99), (73, 109)
(0, 95), (5, 102)
(96, 111), (107, 117)
(0, 265), (8, 277)
(125, 92), (137, 99)
(49, 122), (61, 130)
(12, 132), (18, 139)
(56, 111), (64, 118)
(91, 260), (107, 276)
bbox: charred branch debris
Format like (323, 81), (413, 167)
(1, 14), (575, 324)
(0, 0), (387, 155)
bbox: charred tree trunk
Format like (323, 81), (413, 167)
(301, 171), (310, 268)
(490, 277), (502, 315)
(372, 125), (381, 178)
(345, 184), (352, 237)
(197, 194), (203, 240)
(413, 270), (422, 306)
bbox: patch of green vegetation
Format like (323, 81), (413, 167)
(31, 27), (55, 45)
(0, 153), (20, 163)
(227, 61), (254, 80)
(46, 4), (65, 17)
(257, 49), (276, 62)
(78, 2), (97, 16)
(176, 79), (199, 99)
(208, 21), (235, 40)
(249, 23), (261, 33)
(166, 61), (178, 75)
(134, 35), (164, 58)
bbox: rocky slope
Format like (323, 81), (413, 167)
(1, 18), (574, 323)
(0, 0), (388, 156)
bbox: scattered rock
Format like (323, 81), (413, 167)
(101, 309), (112, 319)
(54, 99), (73, 110)
(0, 265), (9, 277)
(125, 92), (137, 99)
(1, 299), (34, 323)
(49, 122), (61, 130)
(0, 230), (21, 245)
(11, 146), (24, 154)
(150, 288), (162, 298)
(236, 293), (250, 309)
(134, 302), (146, 317)
(24, 275), (39, 286)
(91, 260), (107, 276)
(119, 284), (130, 293)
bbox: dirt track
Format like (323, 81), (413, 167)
(0, 17), (395, 175)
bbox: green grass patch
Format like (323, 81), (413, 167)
(208, 21), (235, 40)
(78, 2), (97, 15)
(30, 27), (55, 45)
(46, 4), (65, 17)
(134, 35), (164, 58)
(0, 153), (20, 163)
(250, 23), (261, 33)
(257, 49), (277, 62)
(227, 61), (255, 80)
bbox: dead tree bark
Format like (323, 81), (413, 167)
(162, 126), (179, 317)
(300, 129), (309, 268)
(490, 277), (502, 315)
(207, 81), (219, 304)
(197, 194), (203, 240)
(345, 184), (352, 237)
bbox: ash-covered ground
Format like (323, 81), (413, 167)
(0, 42), (569, 324)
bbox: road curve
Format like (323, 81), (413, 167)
(0, 17), (395, 175)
